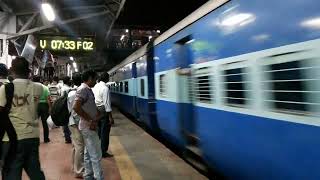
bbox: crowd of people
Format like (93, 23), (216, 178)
(0, 56), (114, 180)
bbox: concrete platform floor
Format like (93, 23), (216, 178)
(3, 108), (208, 180)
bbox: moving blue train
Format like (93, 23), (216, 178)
(108, 0), (320, 179)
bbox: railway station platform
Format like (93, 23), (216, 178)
(2, 108), (207, 180)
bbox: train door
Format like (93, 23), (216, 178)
(132, 62), (138, 118)
(174, 36), (197, 145)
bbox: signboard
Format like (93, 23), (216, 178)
(38, 35), (96, 52)
(21, 35), (37, 63)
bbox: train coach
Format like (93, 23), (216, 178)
(109, 0), (320, 179)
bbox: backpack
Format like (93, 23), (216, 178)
(50, 90), (70, 126)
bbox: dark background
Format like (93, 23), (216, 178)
(116, 0), (208, 30)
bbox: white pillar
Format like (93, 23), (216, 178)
(0, 12), (16, 66)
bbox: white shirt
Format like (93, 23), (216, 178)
(0, 79), (9, 86)
(92, 81), (112, 112)
(0, 79), (43, 141)
(61, 84), (71, 96)
(67, 86), (78, 126)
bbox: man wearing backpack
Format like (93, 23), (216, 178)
(0, 57), (45, 179)
(73, 70), (104, 180)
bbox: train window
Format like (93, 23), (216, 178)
(159, 74), (166, 97)
(125, 81), (129, 93)
(140, 79), (145, 97)
(223, 68), (248, 106)
(194, 67), (213, 103)
(120, 82), (123, 92)
(264, 59), (312, 114)
(0, 39), (2, 57)
(116, 83), (119, 92)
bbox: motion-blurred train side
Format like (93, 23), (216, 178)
(109, 0), (320, 179)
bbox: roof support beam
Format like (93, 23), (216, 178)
(0, 0), (12, 13)
(108, 0), (121, 5)
(104, 0), (126, 41)
(16, 5), (107, 16)
(18, 13), (38, 33)
(8, 10), (110, 39)
(104, 4), (115, 18)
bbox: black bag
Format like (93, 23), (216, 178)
(50, 91), (70, 126)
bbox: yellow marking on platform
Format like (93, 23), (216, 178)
(110, 137), (143, 180)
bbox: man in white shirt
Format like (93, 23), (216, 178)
(92, 71), (114, 158)
(0, 57), (45, 179)
(67, 73), (84, 178)
(61, 76), (71, 96)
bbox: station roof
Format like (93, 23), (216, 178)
(0, 0), (126, 49)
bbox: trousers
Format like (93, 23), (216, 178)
(70, 125), (84, 176)
(2, 138), (45, 180)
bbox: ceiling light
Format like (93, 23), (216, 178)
(41, 3), (55, 21)
(125, 29), (129, 33)
(157, 30), (161, 33)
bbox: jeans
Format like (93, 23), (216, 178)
(38, 103), (49, 141)
(70, 125), (84, 176)
(97, 108), (111, 154)
(80, 129), (104, 180)
(2, 138), (45, 180)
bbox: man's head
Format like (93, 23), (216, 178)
(8, 75), (14, 82)
(11, 56), (30, 78)
(43, 78), (49, 86)
(82, 69), (97, 88)
(32, 75), (41, 83)
(72, 73), (82, 87)
(0, 63), (9, 79)
(63, 76), (71, 86)
(52, 76), (59, 84)
(99, 71), (110, 83)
